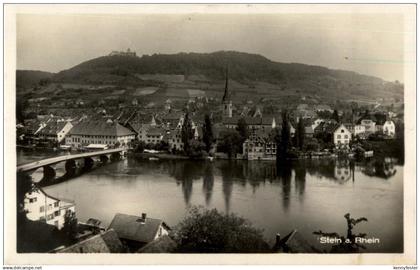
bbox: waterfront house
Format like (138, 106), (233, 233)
(108, 213), (171, 252)
(354, 124), (366, 138)
(383, 120), (396, 138)
(21, 119), (46, 144)
(343, 123), (355, 135)
(359, 119), (376, 135)
(243, 130), (276, 160)
(333, 124), (352, 148)
(145, 127), (164, 144)
(65, 120), (136, 148)
(57, 229), (124, 253)
(168, 130), (183, 151)
(37, 121), (73, 144)
(24, 186), (75, 230)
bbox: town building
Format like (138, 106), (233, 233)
(222, 116), (276, 131)
(145, 127), (164, 144)
(65, 120), (136, 148)
(243, 130), (276, 160)
(354, 124), (366, 138)
(333, 124), (352, 148)
(221, 68), (233, 118)
(109, 48), (137, 57)
(37, 121), (73, 144)
(57, 229), (124, 253)
(24, 186), (75, 230)
(168, 130), (183, 151)
(383, 120), (396, 138)
(108, 213), (170, 252)
(359, 119), (376, 135)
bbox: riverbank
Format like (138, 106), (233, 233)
(128, 152), (191, 160)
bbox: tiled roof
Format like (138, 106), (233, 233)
(137, 235), (177, 253)
(222, 116), (275, 126)
(58, 229), (124, 253)
(69, 120), (136, 137)
(108, 213), (169, 244)
(147, 127), (164, 136)
(38, 121), (70, 136)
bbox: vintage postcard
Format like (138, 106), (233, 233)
(3, 3), (416, 265)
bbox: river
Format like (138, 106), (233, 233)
(17, 149), (403, 253)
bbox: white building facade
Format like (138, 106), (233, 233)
(383, 120), (396, 138)
(333, 124), (352, 148)
(24, 187), (75, 230)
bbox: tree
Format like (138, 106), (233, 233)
(395, 120), (405, 163)
(181, 112), (194, 154)
(16, 99), (28, 124)
(63, 210), (78, 242)
(217, 130), (243, 158)
(202, 114), (214, 153)
(332, 109), (340, 122)
(16, 172), (34, 222)
(188, 139), (206, 158)
(295, 117), (305, 150)
(172, 206), (270, 253)
(236, 117), (248, 141)
(276, 110), (291, 160)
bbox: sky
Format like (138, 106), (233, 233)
(16, 12), (409, 82)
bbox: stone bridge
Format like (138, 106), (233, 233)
(17, 148), (127, 186)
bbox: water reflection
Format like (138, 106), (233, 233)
(127, 156), (399, 210)
(202, 164), (214, 206)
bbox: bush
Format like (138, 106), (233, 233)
(172, 206), (270, 253)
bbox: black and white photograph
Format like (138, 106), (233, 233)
(3, 3), (417, 266)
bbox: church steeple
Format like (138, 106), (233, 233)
(221, 66), (233, 118)
(222, 67), (230, 102)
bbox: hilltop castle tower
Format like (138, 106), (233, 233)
(221, 67), (233, 118)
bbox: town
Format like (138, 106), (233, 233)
(16, 65), (404, 254)
(16, 50), (405, 254)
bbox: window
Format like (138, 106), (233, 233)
(344, 135), (348, 139)
(341, 129), (344, 133)
(29, 198), (37, 203)
(47, 214), (54, 221)
(40, 206), (44, 213)
(337, 135), (341, 139)
(54, 210), (60, 217)
(54, 201), (59, 207)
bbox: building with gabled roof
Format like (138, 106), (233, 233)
(65, 120), (136, 148)
(24, 186), (75, 230)
(108, 213), (170, 252)
(333, 124), (352, 148)
(57, 229), (124, 253)
(38, 121), (73, 143)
